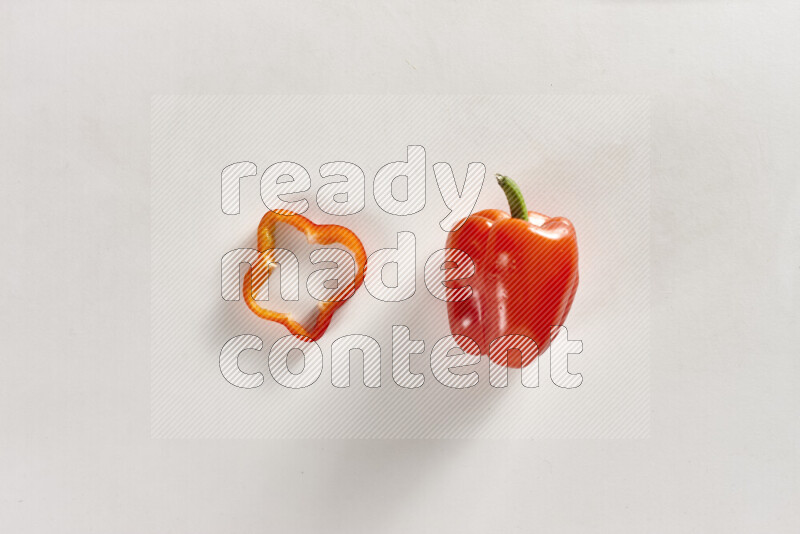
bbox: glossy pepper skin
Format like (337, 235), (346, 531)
(243, 210), (367, 341)
(446, 175), (579, 368)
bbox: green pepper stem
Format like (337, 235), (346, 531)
(496, 174), (529, 221)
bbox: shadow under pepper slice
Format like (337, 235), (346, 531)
(243, 210), (367, 341)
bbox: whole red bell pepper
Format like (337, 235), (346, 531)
(446, 174), (579, 368)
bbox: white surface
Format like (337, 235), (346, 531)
(1, 1), (798, 532)
(150, 95), (650, 439)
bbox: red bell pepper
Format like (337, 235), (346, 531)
(446, 174), (579, 368)
(243, 210), (367, 341)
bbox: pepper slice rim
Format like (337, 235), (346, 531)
(242, 209), (368, 341)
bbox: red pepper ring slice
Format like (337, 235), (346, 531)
(242, 209), (367, 342)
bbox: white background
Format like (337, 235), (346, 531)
(150, 95), (650, 439)
(1, 1), (798, 532)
